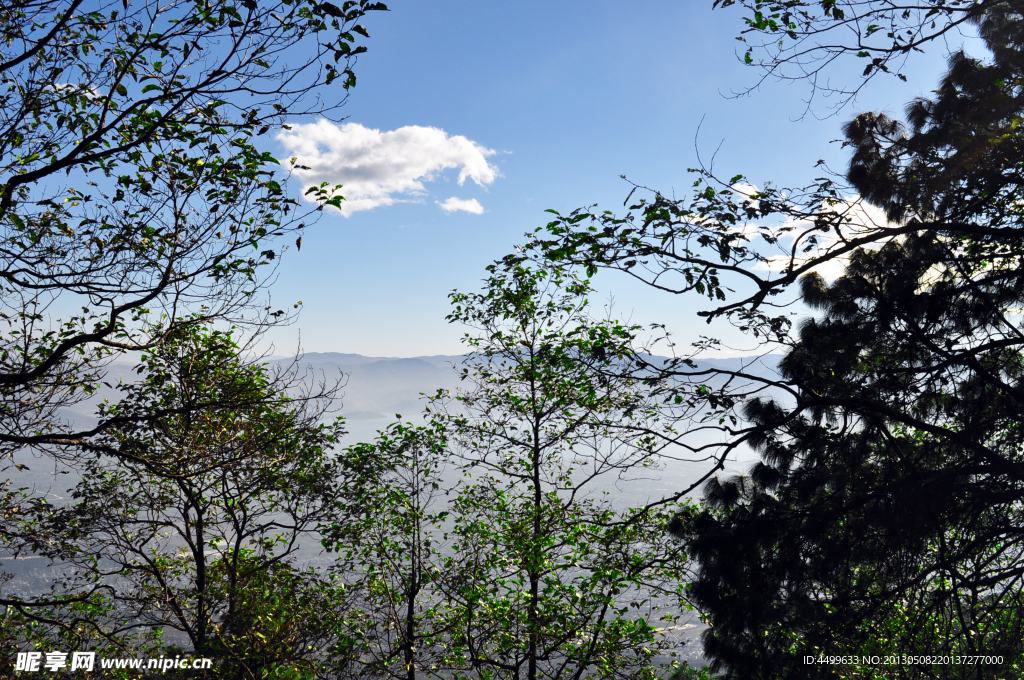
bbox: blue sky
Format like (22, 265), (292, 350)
(260, 0), (962, 358)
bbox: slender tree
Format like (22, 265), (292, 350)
(327, 420), (455, 680)
(432, 261), (695, 680)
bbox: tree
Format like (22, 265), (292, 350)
(0, 0), (385, 459)
(517, 2), (1024, 677)
(675, 250), (1024, 678)
(327, 420), (456, 680)
(1, 325), (355, 678)
(319, 264), (705, 680)
(203, 554), (360, 680)
(429, 261), (695, 680)
(0, 0), (386, 636)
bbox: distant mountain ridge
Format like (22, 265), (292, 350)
(281, 353), (465, 421)
(282, 351), (783, 423)
(293, 352), (463, 367)
(56, 352), (784, 431)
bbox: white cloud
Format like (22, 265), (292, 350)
(437, 197), (485, 215)
(731, 182), (761, 215)
(277, 120), (499, 216)
(753, 196), (898, 281)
